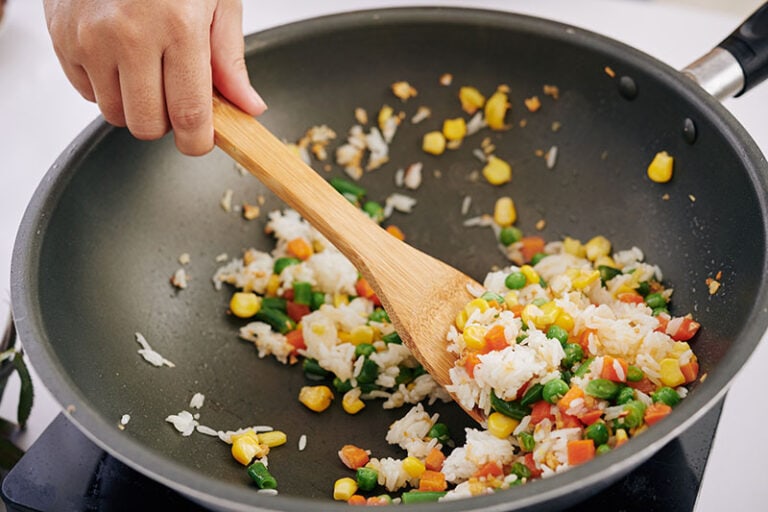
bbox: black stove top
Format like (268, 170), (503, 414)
(0, 400), (723, 511)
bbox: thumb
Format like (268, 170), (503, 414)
(210, 1), (267, 116)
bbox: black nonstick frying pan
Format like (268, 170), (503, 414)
(11, 5), (768, 511)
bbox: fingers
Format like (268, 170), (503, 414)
(118, 50), (168, 140)
(210, 0), (267, 116)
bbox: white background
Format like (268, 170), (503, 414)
(1, 1), (766, 510)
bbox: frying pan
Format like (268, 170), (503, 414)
(10, 5), (768, 511)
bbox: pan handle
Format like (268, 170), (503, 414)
(682, 2), (768, 100)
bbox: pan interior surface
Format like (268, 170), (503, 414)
(13, 7), (768, 511)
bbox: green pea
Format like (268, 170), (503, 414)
(518, 432), (535, 452)
(510, 462), (531, 480)
(622, 400), (647, 429)
(273, 257), (301, 275)
(530, 252), (548, 265)
(520, 383), (544, 407)
(636, 281), (651, 296)
(615, 386), (635, 405)
(354, 343), (376, 358)
(382, 331), (402, 344)
(626, 365), (644, 382)
(652, 306), (669, 317)
(368, 308), (390, 323)
(585, 379), (621, 400)
(584, 422), (610, 446)
(652, 387), (681, 407)
(428, 422), (451, 444)
(596, 444), (611, 455)
(505, 271), (527, 290)
(356, 467), (378, 492)
(644, 292), (667, 310)
(481, 291), (505, 304)
(499, 226), (523, 246)
(310, 291), (326, 310)
(562, 343), (584, 368)
(542, 378), (569, 403)
(546, 325), (569, 346)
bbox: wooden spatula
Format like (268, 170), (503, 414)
(212, 92), (485, 423)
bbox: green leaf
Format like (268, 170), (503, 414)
(12, 352), (34, 428)
(0, 437), (24, 470)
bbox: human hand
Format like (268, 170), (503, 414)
(43, 0), (267, 156)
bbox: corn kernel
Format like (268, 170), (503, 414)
(503, 291), (519, 308)
(485, 89), (511, 130)
(402, 456), (426, 478)
(671, 342), (692, 357)
(594, 255), (617, 268)
(462, 324), (488, 351)
(231, 435), (268, 466)
(350, 325), (375, 345)
(647, 151), (674, 183)
(333, 292), (349, 307)
(342, 389), (366, 415)
(459, 86), (486, 114)
(442, 118), (467, 141)
(482, 155), (512, 186)
(422, 131), (446, 155)
(493, 197), (517, 227)
(555, 311), (575, 332)
(520, 265), (540, 285)
(615, 428), (629, 447)
(563, 237), (586, 258)
(659, 358), (686, 387)
(487, 412), (519, 438)
(538, 302), (562, 325)
(258, 430), (288, 448)
(265, 274), (280, 296)
(572, 269), (601, 290)
(229, 292), (262, 318)
(299, 385), (334, 412)
(334, 477), (358, 501)
(585, 236), (611, 261)
(378, 105), (394, 131)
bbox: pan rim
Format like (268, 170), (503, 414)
(11, 5), (768, 511)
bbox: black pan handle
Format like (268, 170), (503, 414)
(683, 2), (768, 99)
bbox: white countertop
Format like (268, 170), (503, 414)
(1, 1), (766, 510)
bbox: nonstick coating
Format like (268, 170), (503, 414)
(11, 7), (768, 512)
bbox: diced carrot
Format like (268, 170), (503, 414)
(473, 461), (503, 479)
(286, 301), (311, 323)
(523, 453), (543, 478)
(627, 376), (657, 395)
(366, 496), (390, 506)
(644, 402), (672, 426)
(578, 328), (597, 354)
(577, 409), (604, 426)
(355, 277), (382, 306)
(666, 316), (701, 341)
(338, 444), (370, 470)
(464, 352), (481, 378)
(617, 292), (644, 304)
(482, 324), (508, 353)
(285, 329), (306, 354)
(418, 470), (447, 492)
(424, 447), (446, 472)
(347, 495), (367, 505)
(557, 385), (584, 412)
(567, 439), (595, 466)
(510, 304), (525, 317)
(286, 237), (313, 260)
(385, 225), (405, 240)
(530, 400), (555, 425)
(655, 312), (671, 333)
(560, 412), (582, 429)
(600, 355), (628, 383)
(680, 360), (699, 383)
(520, 236), (546, 263)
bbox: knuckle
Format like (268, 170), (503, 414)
(168, 100), (210, 132)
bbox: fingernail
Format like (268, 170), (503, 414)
(251, 87), (268, 112)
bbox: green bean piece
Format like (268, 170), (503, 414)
(622, 400), (647, 429)
(247, 461), (278, 489)
(310, 291), (326, 311)
(333, 377), (353, 394)
(626, 365), (644, 382)
(481, 291), (505, 304)
(562, 343), (584, 368)
(584, 422), (609, 446)
(615, 386), (635, 405)
(505, 271), (527, 290)
(530, 252), (548, 265)
(356, 467), (378, 492)
(302, 358), (330, 378)
(382, 331), (402, 344)
(542, 378), (569, 403)
(574, 358), (594, 377)
(369, 308), (390, 323)
(490, 390), (531, 420)
(400, 491), (447, 504)
(254, 308), (295, 334)
(651, 387), (681, 407)
(532, 297), (548, 307)
(356, 359), (379, 384)
(598, 265), (622, 285)
(585, 379), (621, 400)
(518, 432), (535, 452)
(428, 423), (451, 444)
(644, 292), (667, 310)
(546, 325), (569, 346)
(395, 366), (413, 386)
(354, 343), (376, 358)
(330, 177), (366, 200)
(273, 257), (301, 275)
(292, 281), (313, 306)
(516, 333), (529, 344)
(261, 297), (287, 312)
(363, 201), (384, 223)
(510, 462), (531, 480)
(499, 226), (523, 246)
(520, 383), (544, 407)
(652, 306), (669, 317)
